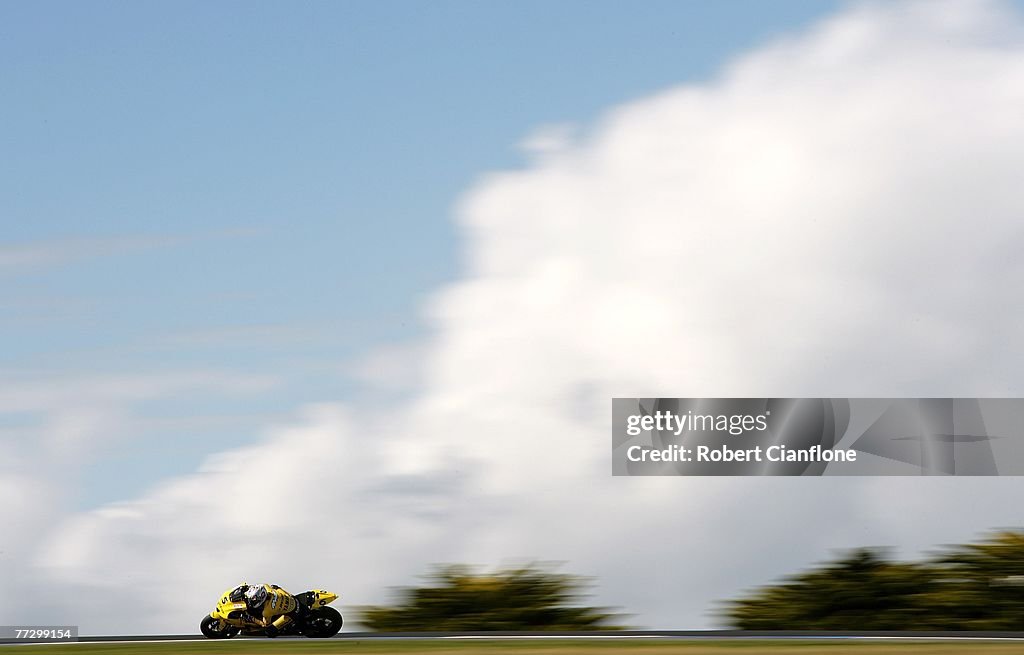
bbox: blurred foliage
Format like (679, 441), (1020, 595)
(358, 564), (625, 631)
(725, 530), (1024, 630)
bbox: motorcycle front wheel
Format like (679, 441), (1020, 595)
(200, 615), (240, 639)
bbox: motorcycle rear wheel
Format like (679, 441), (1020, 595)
(302, 607), (343, 638)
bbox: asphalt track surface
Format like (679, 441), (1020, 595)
(6, 631), (1024, 645)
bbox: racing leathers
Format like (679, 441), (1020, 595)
(234, 583), (306, 637)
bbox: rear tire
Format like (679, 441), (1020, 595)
(200, 615), (239, 639)
(302, 607), (342, 638)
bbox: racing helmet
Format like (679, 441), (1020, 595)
(245, 584), (268, 609)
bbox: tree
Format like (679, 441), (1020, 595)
(359, 564), (625, 631)
(723, 530), (1024, 631)
(724, 548), (936, 630)
(923, 530), (1024, 629)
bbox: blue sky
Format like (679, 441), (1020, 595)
(1, 1), (845, 508)
(8, 0), (1024, 633)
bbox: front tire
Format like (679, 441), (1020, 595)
(302, 607), (342, 638)
(200, 615), (239, 639)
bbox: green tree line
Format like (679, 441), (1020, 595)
(358, 564), (624, 631)
(725, 530), (1024, 630)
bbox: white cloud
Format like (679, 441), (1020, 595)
(347, 341), (427, 392)
(0, 228), (266, 275)
(0, 368), (282, 622)
(0, 235), (186, 274)
(518, 123), (578, 157)
(9, 0), (1024, 633)
(0, 370), (278, 458)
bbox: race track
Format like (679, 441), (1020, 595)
(5, 630), (1024, 646)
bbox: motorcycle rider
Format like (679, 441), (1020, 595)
(234, 583), (307, 637)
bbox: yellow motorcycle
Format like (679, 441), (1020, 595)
(200, 586), (343, 639)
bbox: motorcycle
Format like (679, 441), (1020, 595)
(200, 586), (343, 639)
